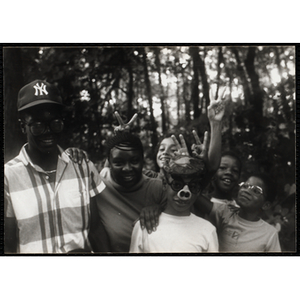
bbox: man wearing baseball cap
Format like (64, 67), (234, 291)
(4, 80), (109, 253)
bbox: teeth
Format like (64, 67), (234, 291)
(223, 178), (232, 183)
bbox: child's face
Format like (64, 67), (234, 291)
(236, 176), (266, 213)
(164, 175), (201, 216)
(213, 155), (240, 194)
(156, 137), (177, 169)
(109, 147), (143, 188)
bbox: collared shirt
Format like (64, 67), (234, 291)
(4, 144), (105, 253)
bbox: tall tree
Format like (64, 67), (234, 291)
(141, 48), (158, 148)
(4, 47), (26, 162)
(189, 47), (200, 119)
(153, 47), (167, 133)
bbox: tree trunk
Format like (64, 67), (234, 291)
(153, 48), (167, 133)
(231, 47), (252, 106)
(4, 48), (26, 163)
(273, 46), (291, 121)
(127, 63), (134, 122)
(141, 48), (158, 148)
(197, 49), (210, 113)
(244, 46), (263, 114)
(215, 46), (223, 99)
(189, 47), (200, 119)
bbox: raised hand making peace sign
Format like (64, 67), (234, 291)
(113, 111), (138, 134)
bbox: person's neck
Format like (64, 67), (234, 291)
(27, 146), (59, 171)
(238, 209), (260, 222)
(164, 205), (191, 217)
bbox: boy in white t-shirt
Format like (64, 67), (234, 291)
(130, 135), (218, 253)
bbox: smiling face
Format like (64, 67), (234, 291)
(156, 137), (177, 170)
(164, 175), (199, 216)
(21, 104), (63, 155)
(109, 147), (143, 188)
(236, 176), (266, 213)
(213, 155), (241, 197)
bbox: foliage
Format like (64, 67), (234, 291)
(4, 45), (296, 251)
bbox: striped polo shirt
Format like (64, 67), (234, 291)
(4, 144), (105, 253)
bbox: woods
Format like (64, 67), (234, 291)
(3, 45), (296, 251)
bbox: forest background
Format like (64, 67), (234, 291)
(3, 45), (296, 251)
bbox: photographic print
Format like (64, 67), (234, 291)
(3, 45), (297, 255)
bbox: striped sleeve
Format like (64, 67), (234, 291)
(4, 175), (15, 218)
(88, 161), (106, 197)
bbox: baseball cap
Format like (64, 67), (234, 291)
(17, 79), (64, 111)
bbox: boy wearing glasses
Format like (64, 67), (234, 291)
(129, 135), (219, 253)
(195, 174), (281, 252)
(4, 80), (108, 253)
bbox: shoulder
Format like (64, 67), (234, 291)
(5, 155), (27, 179)
(100, 167), (110, 178)
(260, 219), (278, 235)
(190, 213), (216, 230)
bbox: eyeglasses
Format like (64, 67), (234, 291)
(165, 176), (202, 194)
(239, 182), (264, 195)
(25, 119), (64, 136)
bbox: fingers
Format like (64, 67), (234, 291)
(178, 134), (188, 151)
(66, 148), (75, 162)
(171, 135), (181, 150)
(127, 113), (138, 126)
(114, 111), (124, 125)
(209, 88), (215, 101)
(144, 210), (156, 234)
(201, 131), (209, 158)
(220, 86), (228, 100)
(79, 150), (89, 164)
(139, 210), (145, 230)
(192, 130), (202, 145)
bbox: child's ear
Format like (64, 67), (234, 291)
(262, 201), (271, 211)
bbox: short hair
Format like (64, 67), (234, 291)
(221, 150), (242, 174)
(106, 132), (144, 160)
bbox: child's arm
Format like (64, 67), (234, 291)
(194, 193), (214, 216)
(266, 231), (281, 252)
(206, 88), (227, 173)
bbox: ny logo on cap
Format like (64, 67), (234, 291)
(33, 82), (48, 96)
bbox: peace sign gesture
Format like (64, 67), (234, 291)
(171, 134), (190, 156)
(113, 111), (138, 134)
(208, 86), (228, 122)
(191, 130), (209, 160)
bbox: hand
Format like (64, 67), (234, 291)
(207, 86), (228, 122)
(113, 111), (138, 134)
(171, 134), (189, 156)
(139, 204), (162, 234)
(191, 130), (209, 160)
(65, 148), (89, 164)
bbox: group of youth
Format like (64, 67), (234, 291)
(4, 80), (281, 253)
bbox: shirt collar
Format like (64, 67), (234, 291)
(19, 143), (70, 170)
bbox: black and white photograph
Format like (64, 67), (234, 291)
(3, 45), (296, 255)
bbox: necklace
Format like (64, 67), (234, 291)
(45, 170), (57, 174)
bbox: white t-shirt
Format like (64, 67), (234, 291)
(129, 212), (218, 253)
(209, 203), (281, 252)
